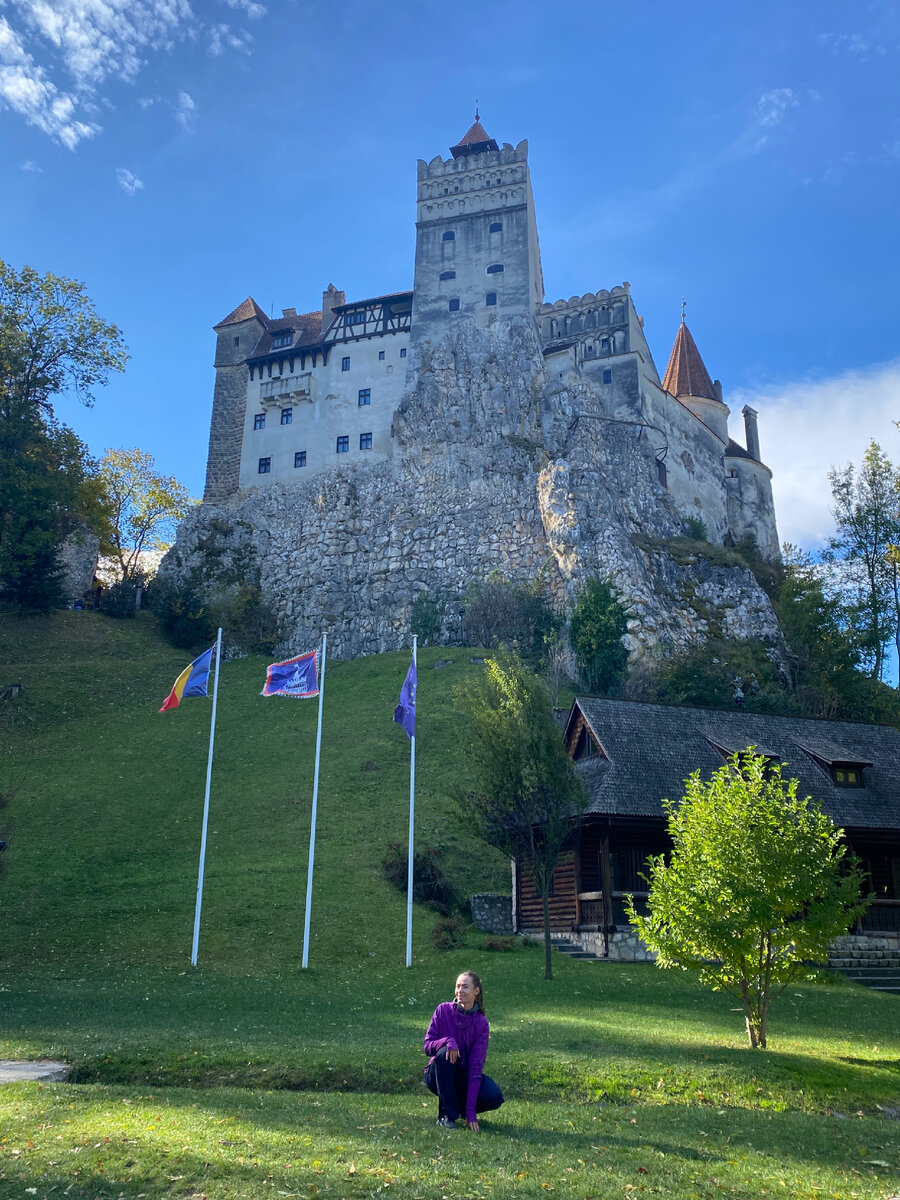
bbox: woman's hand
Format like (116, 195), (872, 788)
(466, 1120), (480, 1132)
(447, 1047), (459, 1064)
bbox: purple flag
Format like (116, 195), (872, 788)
(393, 658), (417, 739)
(261, 650), (319, 698)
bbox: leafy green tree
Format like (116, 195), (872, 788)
(826, 442), (900, 681)
(569, 577), (629, 693)
(0, 261), (126, 609)
(629, 752), (868, 1048)
(98, 447), (191, 582)
(455, 651), (587, 980)
(0, 260), (127, 416)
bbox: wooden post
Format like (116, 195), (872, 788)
(600, 831), (612, 959)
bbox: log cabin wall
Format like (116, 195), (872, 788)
(516, 851), (577, 931)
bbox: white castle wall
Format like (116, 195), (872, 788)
(238, 332), (410, 487)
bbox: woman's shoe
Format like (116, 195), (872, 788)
(436, 1116), (458, 1129)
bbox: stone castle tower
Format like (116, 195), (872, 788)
(168, 117), (782, 660)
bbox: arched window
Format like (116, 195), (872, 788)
(489, 221), (503, 232)
(486, 264), (504, 274)
(442, 230), (455, 241)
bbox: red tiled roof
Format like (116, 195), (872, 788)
(451, 116), (500, 158)
(661, 321), (717, 401)
(214, 297), (270, 330)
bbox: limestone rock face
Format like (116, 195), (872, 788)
(161, 317), (781, 661)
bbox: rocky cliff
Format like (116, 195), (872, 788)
(161, 317), (781, 661)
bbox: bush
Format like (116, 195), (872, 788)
(483, 937), (516, 951)
(101, 579), (140, 619)
(682, 514), (708, 541)
(569, 577), (629, 693)
(147, 578), (215, 651)
(381, 842), (461, 915)
(149, 576), (277, 655)
(431, 915), (467, 950)
(650, 638), (789, 713)
(463, 574), (560, 660)
(410, 590), (445, 644)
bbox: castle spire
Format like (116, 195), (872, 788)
(450, 111), (499, 158)
(662, 318), (717, 402)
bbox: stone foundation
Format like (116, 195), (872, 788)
(470, 894), (513, 935)
(828, 932), (900, 968)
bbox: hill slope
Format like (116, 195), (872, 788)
(0, 610), (512, 971)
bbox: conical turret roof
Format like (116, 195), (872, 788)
(450, 113), (499, 158)
(661, 320), (717, 401)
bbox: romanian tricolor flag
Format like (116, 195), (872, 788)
(159, 647), (215, 713)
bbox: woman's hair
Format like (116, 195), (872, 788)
(457, 970), (485, 1017)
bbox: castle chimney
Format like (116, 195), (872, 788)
(282, 307), (297, 319)
(742, 405), (761, 461)
(322, 283), (345, 324)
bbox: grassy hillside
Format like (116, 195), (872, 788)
(0, 610), (513, 971)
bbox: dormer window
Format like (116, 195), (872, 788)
(347, 311), (366, 326)
(832, 766), (864, 787)
(271, 332), (292, 348)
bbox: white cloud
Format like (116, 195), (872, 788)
(223, 0), (266, 19)
(756, 88), (800, 129)
(208, 22), (253, 55)
(174, 89), (194, 128)
(731, 361), (900, 549)
(818, 31), (887, 57)
(116, 166), (144, 195)
(0, 1), (261, 147)
(20, 158), (42, 171)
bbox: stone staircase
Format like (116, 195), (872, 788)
(829, 936), (900, 994)
(553, 938), (602, 961)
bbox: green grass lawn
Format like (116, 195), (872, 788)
(1, 612), (898, 1200)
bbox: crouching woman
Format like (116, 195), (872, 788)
(423, 971), (504, 1131)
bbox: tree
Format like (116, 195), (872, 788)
(569, 577), (629, 693)
(98, 448), (192, 582)
(463, 573), (561, 661)
(454, 651), (587, 980)
(629, 752), (869, 1049)
(826, 442), (900, 682)
(0, 260), (127, 417)
(0, 261), (126, 608)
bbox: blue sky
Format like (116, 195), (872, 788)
(2, 0), (899, 549)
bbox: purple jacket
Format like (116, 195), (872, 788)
(423, 1001), (490, 1123)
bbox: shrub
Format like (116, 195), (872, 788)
(147, 578), (215, 651)
(381, 842), (461, 915)
(431, 915), (467, 950)
(100, 579), (140, 619)
(410, 590), (445, 644)
(463, 573), (560, 661)
(682, 513), (708, 541)
(483, 937), (516, 951)
(569, 577), (629, 693)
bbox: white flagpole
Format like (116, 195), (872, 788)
(405, 635), (417, 968)
(191, 627), (223, 967)
(302, 632), (327, 969)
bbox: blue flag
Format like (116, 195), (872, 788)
(261, 650), (319, 698)
(393, 657), (417, 739)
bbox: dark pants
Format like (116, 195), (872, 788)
(425, 1048), (504, 1122)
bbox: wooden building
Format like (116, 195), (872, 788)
(515, 697), (900, 958)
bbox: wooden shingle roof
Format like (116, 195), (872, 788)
(569, 696), (900, 832)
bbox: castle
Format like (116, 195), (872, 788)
(203, 116), (778, 562)
(166, 118), (782, 661)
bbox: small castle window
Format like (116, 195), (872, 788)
(489, 221), (503, 232)
(486, 264), (504, 274)
(272, 333), (292, 348)
(254, 413), (265, 430)
(342, 356), (350, 372)
(258, 457), (271, 474)
(233, 336), (240, 347)
(442, 230), (455, 241)
(400, 348), (407, 357)
(449, 298), (460, 312)
(358, 388), (371, 406)
(656, 459), (668, 489)
(440, 270), (456, 280)
(281, 408), (292, 425)
(586, 344), (595, 357)
(485, 292), (497, 306)
(294, 451), (307, 468)
(336, 436), (349, 454)
(602, 369), (612, 384)
(379, 350), (385, 360)
(347, 311), (366, 326)
(360, 432), (373, 450)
